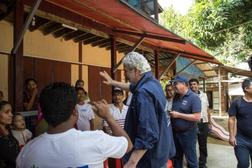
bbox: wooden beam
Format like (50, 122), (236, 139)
(114, 29), (185, 44)
(63, 30), (84, 41)
(29, 16), (49, 31)
(24, 0), (113, 35)
(83, 36), (102, 45)
(159, 54), (180, 79)
(73, 33), (93, 43)
(118, 47), (131, 53)
(42, 22), (62, 35)
(10, 0), (25, 112)
(12, 0), (42, 54)
(106, 43), (126, 50)
(113, 36), (145, 73)
(99, 41), (112, 48)
(53, 28), (73, 38)
(176, 59), (197, 76)
(154, 50), (159, 79)
(154, 0), (159, 22)
(91, 38), (110, 47)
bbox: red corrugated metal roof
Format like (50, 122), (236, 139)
(44, 0), (220, 64)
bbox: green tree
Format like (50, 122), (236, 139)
(160, 0), (252, 65)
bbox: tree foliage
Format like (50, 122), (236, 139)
(160, 0), (252, 65)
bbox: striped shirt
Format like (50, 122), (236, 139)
(103, 104), (128, 134)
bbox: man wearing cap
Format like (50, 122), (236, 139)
(170, 76), (201, 168)
(100, 52), (175, 168)
(103, 87), (129, 167)
(228, 78), (252, 168)
(103, 87), (128, 135)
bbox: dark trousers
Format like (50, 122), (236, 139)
(234, 133), (252, 168)
(197, 122), (209, 168)
(173, 127), (198, 168)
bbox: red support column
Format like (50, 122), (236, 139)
(10, 0), (24, 112)
(154, 50), (159, 79)
(78, 42), (82, 80)
(111, 37), (116, 80)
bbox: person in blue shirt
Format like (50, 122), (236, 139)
(100, 52), (175, 168)
(170, 76), (201, 168)
(228, 78), (252, 168)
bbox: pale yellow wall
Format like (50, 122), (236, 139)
(82, 44), (124, 69)
(71, 64), (79, 86)
(0, 21), (13, 52)
(0, 55), (9, 100)
(24, 30), (79, 62)
(0, 20), (125, 100)
(0, 21), (12, 100)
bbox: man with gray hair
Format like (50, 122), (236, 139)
(228, 78), (252, 168)
(100, 52), (175, 168)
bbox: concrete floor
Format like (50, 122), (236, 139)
(206, 143), (237, 168)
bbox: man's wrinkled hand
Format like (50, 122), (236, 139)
(100, 71), (114, 86)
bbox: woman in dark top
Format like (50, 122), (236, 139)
(23, 78), (39, 111)
(0, 101), (19, 168)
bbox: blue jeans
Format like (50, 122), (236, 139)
(234, 133), (252, 168)
(173, 127), (198, 168)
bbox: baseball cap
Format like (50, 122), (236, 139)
(112, 87), (123, 94)
(172, 76), (188, 85)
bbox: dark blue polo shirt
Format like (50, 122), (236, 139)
(171, 89), (201, 131)
(228, 97), (252, 139)
(123, 71), (175, 168)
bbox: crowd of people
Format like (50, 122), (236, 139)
(0, 51), (252, 168)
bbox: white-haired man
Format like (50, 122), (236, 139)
(100, 52), (175, 168)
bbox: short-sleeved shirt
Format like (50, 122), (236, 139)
(124, 71), (175, 168)
(76, 103), (95, 131)
(228, 97), (252, 138)
(103, 104), (128, 133)
(172, 89), (201, 132)
(198, 91), (209, 123)
(16, 129), (128, 168)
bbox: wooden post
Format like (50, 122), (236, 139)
(78, 42), (82, 79)
(11, 0), (24, 112)
(218, 66), (222, 116)
(111, 37), (116, 80)
(154, 0), (159, 23)
(154, 50), (159, 79)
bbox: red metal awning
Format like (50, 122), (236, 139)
(25, 0), (220, 64)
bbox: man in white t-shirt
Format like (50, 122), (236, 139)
(103, 87), (128, 134)
(189, 78), (211, 168)
(16, 82), (133, 168)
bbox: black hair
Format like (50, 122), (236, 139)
(0, 100), (10, 111)
(75, 79), (84, 88)
(189, 78), (199, 84)
(25, 78), (38, 86)
(39, 82), (77, 127)
(76, 87), (87, 96)
(0, 90), (3, 96)
(242, 78), (252, 92)
(76, 87), (85, 92)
